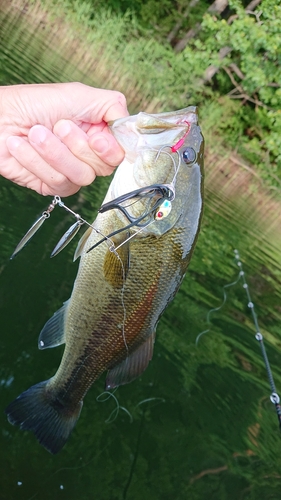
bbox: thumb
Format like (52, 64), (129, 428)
(61, 83), (129, 124)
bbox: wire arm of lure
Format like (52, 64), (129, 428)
(86, 184), (175, 254)
(11, 183), (175, 259)
(50, 196), (116, 257)
(99, 184), (175, 216)
(97, 184), (174, 230)
(11, 122), (190, 259)
(154, 146), (182, 189)
(86, 207), (157, 254)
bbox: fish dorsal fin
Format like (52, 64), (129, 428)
(38, 300), (69, 350)
(73, 226), (93, 261)
(103, 233), (130, 287)
(106, 333), (155, 389)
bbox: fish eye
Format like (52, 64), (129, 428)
(182, 147), (196, 164)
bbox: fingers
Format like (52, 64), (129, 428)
(2, 83), (129, 197)
(5, 119), (126, 196)
(53, 119), (125, 176)
(0, 151), (79, 197)
(28, 124), (99, 185)
(6, 134), (81, 197)
(89, 133), (124, 172)
(62, 84), (129, 123)
(99, 91), (129, 122)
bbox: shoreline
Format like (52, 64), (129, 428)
(1, 0), (280, 247)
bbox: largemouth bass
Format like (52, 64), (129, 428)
(6, 107), (204, 454)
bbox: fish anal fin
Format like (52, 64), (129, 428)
(38, 300), (69, 350)
(73, 226), (93, 261)
(103, 233), (130, 287)
(106, 333), (155, 390)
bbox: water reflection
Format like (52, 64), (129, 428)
(1, 3), (281, 500)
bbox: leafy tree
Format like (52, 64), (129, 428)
(197, 0), (281, 181)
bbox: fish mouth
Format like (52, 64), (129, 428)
(108, 106), (198, 128)
(109, 106), (198, 160)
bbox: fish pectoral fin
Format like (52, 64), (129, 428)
(38, 300), (69, 350)
(103, 232), (130, 287)
(73, 226), (93, 261)
(106, 333), (156, 389)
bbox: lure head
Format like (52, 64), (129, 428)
(109, 107), (204, 236)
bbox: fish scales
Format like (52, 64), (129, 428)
(50, 229), (186, 403)
(5, 107), (204, 453)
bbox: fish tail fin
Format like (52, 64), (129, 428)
(5, 381), (82, 454)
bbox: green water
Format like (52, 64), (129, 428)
(1, 4), (281, 500)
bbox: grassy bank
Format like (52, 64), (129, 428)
(29, 0), (281, 190)
(2, 0), (281, 241)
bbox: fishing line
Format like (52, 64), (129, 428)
(11, 162), (177, 259)
(195, 271), (242, 346)
(112, 219), (155, 252)
(110, 218), (158, 353)
(11, 121), (190, 260)
(171, 150), (182, 186)
(54, 195), (116, 253)
(86, 185), (174, 253)
(10, 195), (115, 259)
(196, 249), (281, 429)
(135, 397), (166, 409)
(114, 247), (129, 355)
(154, 145), (180, 183)
(121, 390), (168, 500)
(59, 271), (129, 399)
(96, 390), (133, 423)
(86, 209), (155, 253)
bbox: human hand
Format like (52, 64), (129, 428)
(0, 82), (128, 196)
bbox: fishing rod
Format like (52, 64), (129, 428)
(234, 249), (281, 428)
(196, 250), (281, 429)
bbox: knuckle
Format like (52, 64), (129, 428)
(100, 166), (116, 177)
(113, 91), (127, 106)
(107, 149), (125, 167)
(73, 168), (96, 187)
(95, 161), (116, 177)
(80, 173), (96, 186)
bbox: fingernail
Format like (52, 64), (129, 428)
(90, 137), (109, 154)
(6, 136), (22, 151)
(29, 125), (47, 145)
(54, 120), (72, 138)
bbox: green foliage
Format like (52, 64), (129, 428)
(1, 3), (281, 499)
(60, 0), (210, 39)
(199, 0), (281, 182)
(39, 0), (281, 187)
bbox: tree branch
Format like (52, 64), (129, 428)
(174, 0), (229, 53)
(201, 0), (263, 84)
(223, 66), (270, 109)
(166, 0), (200, 44)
